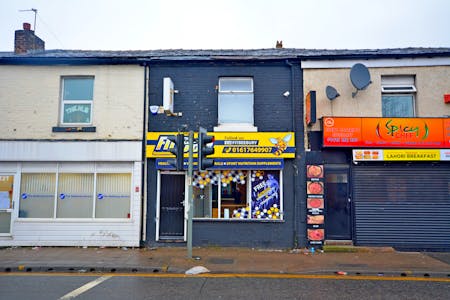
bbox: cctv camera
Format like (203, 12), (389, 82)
(283, 91), (290, 97)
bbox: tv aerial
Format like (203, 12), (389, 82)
(350, 63), (371, 98)
(326, 85), (340, 101)
(19, 8), (37, 32)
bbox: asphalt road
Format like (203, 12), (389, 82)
(1, 273), (449, 300)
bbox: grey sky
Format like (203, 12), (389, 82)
(1, 0), (449, 51)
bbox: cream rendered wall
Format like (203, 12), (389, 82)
(304, 66), (450, 132)
(0, 65), (144, 140)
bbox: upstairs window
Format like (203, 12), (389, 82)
(218, 77), (254, 125)
(61, 77), (94, 125)
(381, 76), (416, 117)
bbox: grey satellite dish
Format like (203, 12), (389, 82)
(326, 85), (340, 100)
(350, 63), (371, 98)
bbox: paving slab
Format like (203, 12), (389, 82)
(0, 246), (449, 277)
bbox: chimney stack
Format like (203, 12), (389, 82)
(14, 22), (45, 54)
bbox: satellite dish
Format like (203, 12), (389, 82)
(350, 63), (371, 97)
(326, 85), (340, 100)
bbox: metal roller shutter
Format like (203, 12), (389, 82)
(353, 163), (450, 250)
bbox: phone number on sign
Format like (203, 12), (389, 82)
(222, 146), (273, 153)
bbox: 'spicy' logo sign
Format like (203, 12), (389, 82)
(376, 119), (429, 140)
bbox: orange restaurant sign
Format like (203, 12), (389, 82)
(322, 117), (450, 148)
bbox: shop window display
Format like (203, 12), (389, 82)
(193, 170), (282, 220)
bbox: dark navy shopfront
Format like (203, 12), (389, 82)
(146, 131), (300, 248)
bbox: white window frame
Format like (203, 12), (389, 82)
(381, 76), (416, 117)
(18, 163), (132, 220)
(60, 76), (94, 126)
(215, 77), (257, 132)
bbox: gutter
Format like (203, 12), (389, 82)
(297, 51), (450, 61)
(0, 57), (143, 65)
(285, 59), (300, 247)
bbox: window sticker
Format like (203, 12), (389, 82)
(251, 171), (281, 219)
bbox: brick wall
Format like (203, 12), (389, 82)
(14, 26), (45, 54)
(146, 60), (307, 248)
(0, 65), (144, 140)
(148, 61), (298, 132)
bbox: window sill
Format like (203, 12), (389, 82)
(52, 126), (96, 132)
(214, 124), (258, 132)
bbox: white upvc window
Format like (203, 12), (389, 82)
(60, 76), (94, 125)
(19, 165), (132, 219)
(218, 77), (254, 126)
(381, 76), (416, 117)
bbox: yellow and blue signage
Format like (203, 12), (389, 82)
(146, 132), (295, 159)
(156, 158), (284, 170)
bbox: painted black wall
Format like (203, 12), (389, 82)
(148, 61), (295, 132)
(145, 60), (306, 248)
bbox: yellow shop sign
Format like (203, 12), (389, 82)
(146, 132), (295, 158)
(383, 149), (440, 161)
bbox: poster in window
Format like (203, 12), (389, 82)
(63, 104), (91, 123)
(251, 171), (281, 219)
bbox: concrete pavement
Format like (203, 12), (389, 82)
(1, 246), (450, 278)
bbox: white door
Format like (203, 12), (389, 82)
(0, 175), (14, 235)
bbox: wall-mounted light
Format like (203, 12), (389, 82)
(283, 91), (290, 98)
(149, 105), (159, 115)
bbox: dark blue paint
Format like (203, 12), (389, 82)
(146, 60), (306, 248)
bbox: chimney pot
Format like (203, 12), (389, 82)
(14, 23), (45, 54)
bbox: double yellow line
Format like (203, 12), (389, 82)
(2, 272), (450, 282)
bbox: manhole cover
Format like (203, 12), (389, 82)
(208, 258), (234, 264)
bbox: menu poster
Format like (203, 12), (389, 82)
(307, 215), (324, 224)
(308, 229), (324, 242)
(307, 165), (323, 178)
(307, 181), (323, 195)
(306, 165), (325, 248)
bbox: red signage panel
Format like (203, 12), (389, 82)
(323, 117), (449, 148)
(322, 117), (362, 147)
(445, 119), (450, 147)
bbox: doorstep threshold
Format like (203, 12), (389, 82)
(324, 240), (353, 246)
